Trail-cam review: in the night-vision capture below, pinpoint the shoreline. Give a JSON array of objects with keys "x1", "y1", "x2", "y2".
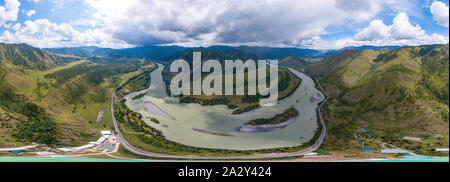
[
  {"x1": 237, "y1": 117, "x2": 297, "y2": 133},
  {"x1": 143, "y1": 101, "x2": 175, "y2": 120},
  {"x1": 109, "y1": 63, "x2": 331, "y2": 159},
  {"x1": 192, "y1": 128, "x2": 235, "y2": 137}
]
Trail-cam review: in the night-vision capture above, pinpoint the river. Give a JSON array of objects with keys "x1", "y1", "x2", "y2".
[{"x1": 124, "y1": 63, "x2": 324, "y2": 150}]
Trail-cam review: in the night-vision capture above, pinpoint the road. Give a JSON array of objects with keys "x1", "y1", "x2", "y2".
[
  {"x1": 110, "y1": 69, "x2": 329, "y2": 160},
  {"x1": 0, "y1": 144, "x2": 39, "y2": 152}
]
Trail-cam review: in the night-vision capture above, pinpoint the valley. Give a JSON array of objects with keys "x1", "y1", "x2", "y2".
[{"x1": 0, "y1": 43, "x2": 448, "y2": 161}]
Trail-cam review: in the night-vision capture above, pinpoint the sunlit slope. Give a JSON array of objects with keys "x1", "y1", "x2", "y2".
[
  {"x1": 0, "y1": 43, "x2": 74, "y2": 70},
  {"x1": 0, "y1": 43, "x2": 151, "y2": 146},
  {"x1": 307, "y1": 44, "x2": 449, "y2": 155},
  {"x1": 279, "y1": 56, "x2": 308, "y2": 71}
]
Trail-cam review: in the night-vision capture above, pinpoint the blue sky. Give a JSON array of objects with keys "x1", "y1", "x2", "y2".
[{"x1": 0, "y1": 0, "x2": 448, "y2": 49}]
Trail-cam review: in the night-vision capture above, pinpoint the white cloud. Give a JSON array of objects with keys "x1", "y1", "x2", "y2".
[
  {"x1": 336, "y1": 13, "x2": 448, "y2": 48},
  {"x1": 12, "y1": 22, "x2": 20, "y2": 31},
  {"x1": 3, "y1": 23, "x2": 12, "y2": 28},
  {"x1": 354, "y1": 13, "x2": 425, "y2": 41},
  {"x1": 26, "y1": 10, "x2": 36, "y2": 17},
  {"x1": 0, "y1": 0, "x2": 443, "y2": 49},
  {"x1": 388, "y1": 13, "x2": 425, "y2": 39},
  {"x1": 51, "y1": 0, "x2": 64, "y2": 11},
  {"x1": 82, "y1": 0, "x2": 409, "y2": 47},
  {"x1": 336, "y1": 33, "x2": 448, "y2": 48},
  {"x1": 27, "y1": 0, "x2": 40, "y2": 3},
  {"x1": 430, "y1": 1, "x2": 449, "y2": 27},
  {"x1": 0, "y1": 19, "x2": 133, "y2": 48},
  {"x1": 0, "y1": 0, "x2": 20, "y2": 27},
  {"x1": 354, "y1": 20, "x2": 389, "y2": 41}
]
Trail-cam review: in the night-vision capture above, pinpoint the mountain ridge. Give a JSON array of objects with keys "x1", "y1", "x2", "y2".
[
  {"x1": 306, "y1": 44, "x2": 449, "y2": 155},
  {"x1": 45, "y1": 44, "x2": 413, "y2": 62}
]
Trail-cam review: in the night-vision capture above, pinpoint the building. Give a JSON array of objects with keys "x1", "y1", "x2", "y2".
[
  {"x1": 56, "y1": 131, "x2": 112, "y2": 152},
  {"x1": 433, "y1": 148, "x2": 449, "y2": 152},
  {"x1": 101, "y1": 130, "x2": 112, "y2": 135},
  {"x1": 402, "y1": 136, "x2": 421, "y2": 142},
  {"x1": 380, "y1": 148, "x2": 409, "y2": 154}
]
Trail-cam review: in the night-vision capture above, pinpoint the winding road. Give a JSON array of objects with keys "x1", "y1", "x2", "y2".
[{"x1": 110, "y1": 67, "x2": 329, "y2": 160}]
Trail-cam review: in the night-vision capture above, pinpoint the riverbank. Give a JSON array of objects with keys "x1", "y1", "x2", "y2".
[
  {"x1": 143, "y1": 101, "x2": 175, "y2": 120},
  {"x1": 123, "y1": 63, "x2": 325, "y2": 150}
]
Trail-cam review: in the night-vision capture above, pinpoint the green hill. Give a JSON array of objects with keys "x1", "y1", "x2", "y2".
[
  {"x1": 0, "y1": 43, "x2": 153, "y2": 147},
  {"x1": 279, "y1": 56, "x2": 308, "y2": 71},
  {"x1": 0, "y1": 43, "x2": 75, "y2": 71},
  {"x1": 307, "y1": 44, "x2": 449, "y2": 155},
  {"x1": 161, "y1": 48, "x2": 301, "y2": 114},
  {"x1": 45, "y1": 46, "x2": 136, "y2": 61}
]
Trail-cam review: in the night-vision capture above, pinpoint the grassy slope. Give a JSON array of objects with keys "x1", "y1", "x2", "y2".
[
  {"x1": 38, "y1": 61, "x2": 151, "y2": 146},
  {"x1": 0, "y1": 44, "x2": 152, "y2": 146},
  {"x1": 306, "y1": 44, "x2": 449, "y2": 156},
  {"x1": 1, "y1": 61, "x2": 148, "y2": 146},
  {"x1": 279, "y1": 56, "x2": 308, "y2": 71},
  {"x1": 0, "y1": 44, "x2": 69, "y2": 146}
]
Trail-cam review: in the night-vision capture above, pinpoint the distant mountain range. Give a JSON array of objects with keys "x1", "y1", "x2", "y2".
[{"x1": 45, "y1": 44, "x2": 414, "y2": 62}]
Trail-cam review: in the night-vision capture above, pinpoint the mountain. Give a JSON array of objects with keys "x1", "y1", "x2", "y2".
[
  {"x1": 306, "y1": 44, "x2": 449, "y2": 155},
  {"x1": 123, "y1": 45, "x2": 323, "y2": 61},
  {"x1": 48, "y1": 45, "x2": 329, "y2": 61},
  {"x1": 44, "y1": 44, "x2": 412, "y2": 64},
  {"x1": 121, "y1": 45, "x2": 186, "y2": 61},
  {"x1": 223, "y1": 46, "x2": 323, "y2": 59},
  {"x1": 160, "y1": 47, "x2": 302, "y2": 114},
  {"x1": 320, "y1": 45, "x2": 411, "y2": 58},
  {"x1": 167, "y1": 47, "x2": 258, "y2": 63},
  {"x1": 47, "y1": 45, "x2": 187, "y2": 61},
  {"x1": 1, "y1": 43, "x2": 73, "y2": 71},
  {"x1": 0, "y1": 44, "x2": 64, "y2": 145},
  {"x1": 279, "y1": 56, "x2": 308, "y2": 70},
  {"x1": 342, "y1": 45, "x2": 407, "y2": 51},
  {"x1": 45, "y1": 46, "x2": 135, "y2": 60},
  {"x1": 161, "y1": 47, "x2": 257, "y2": 89},
  {"x1": 1, "y1": 43, "x2": 150, "y2": 147}
]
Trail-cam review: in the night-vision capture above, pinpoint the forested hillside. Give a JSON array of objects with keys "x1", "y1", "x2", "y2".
[
  {"x1": 0, "y1": 43, "x2": 153, "y2": 147},
  {"x1": 161, "y1": 48, "x2": 301, "y2": 114},
  {"x1": 0, "y1": 43, "x2": 75, "y2": 70},
  {"x1": 307, "y1": 44, "x2": 449, "y2": 155}
]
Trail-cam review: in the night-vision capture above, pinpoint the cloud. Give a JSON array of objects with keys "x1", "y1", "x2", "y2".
[
  {"x1": 82, "y1": 0, "x2": 408, "y2": 47},
  {"x1": 12, "y1": 22, "x2": 20, "y2": 31},
  {"x1": 388, "y1": 13, "x2": 425, "y2": 39},
  {"x1": 26, "y1": 10, "x2": 36, "y2": 17},
  {"x1": 336, "y1": 13, "x2": 448, "y2": 48},
  {"x1": 27, "y1": 0, "x2": 40, "y2": 3},
  {"x1": 354, "y1": 20, "x2": 389, "y2": 41},
  {"x1": 334, "y1": 0, "x2": 382, "y2": 22},
  {"x1": 430, "y1": 1, "x2": 449, "y2": 27},
  {"x1": 1, "y1": 0, "x2": 444, "y2": 49},
  {"x1": 51, "y1": 0, "x2": 64, "y2": 11},
  {"x1": 0, "y1": 0, "x2": 20, "y2": 27},
  {"x1": 0, "y1": 19, "x2": 133, "y2": 48}
]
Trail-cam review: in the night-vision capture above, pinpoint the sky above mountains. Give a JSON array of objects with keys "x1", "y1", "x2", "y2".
[{"x1": 0, "y1": 0, "x2": 448, "y2": 49}]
